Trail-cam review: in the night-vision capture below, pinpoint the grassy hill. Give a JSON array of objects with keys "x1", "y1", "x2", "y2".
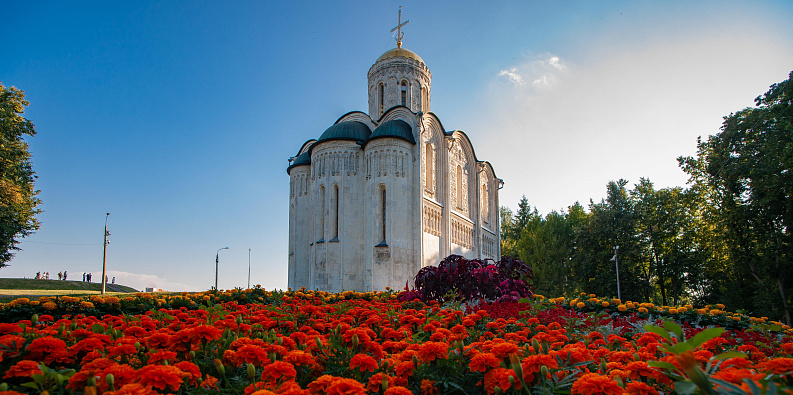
[{"x1": 0, "y1": 278, "x2": 138, "y2": 294}]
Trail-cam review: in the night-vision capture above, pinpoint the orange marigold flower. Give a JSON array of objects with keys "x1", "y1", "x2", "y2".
[
  {"x1": 570, "y1": 373, "x2": 623, "y2": 395},
  {"x1": 384, "y1": 386, "x2": 413, "y2": 395},
  {"x1": 307, "y1": 374, "x2": 336, "y2": 395},
  {"x1": 712, "y1": 368, "x2": 763, "y2": 384},
  {"x1": 135, "y1": 365, "x2": 190, "y2": 392},
  {"x1": 147, "y1": 351, "x2": 177, "y2": 365},
  {"x1": 201, "y1": 375, "x2": 219, "y2": 390},
  {"x1": 763, "y1": 358, "x2": 793, "y2": 375},
  {"x1": 191, "y1": 325, "x2": 223, "y2": 343},
  {"x1": 522, "y1": 354, "x2": 558, "y2": 374},
  {"x1": 26, "y1": 336, "x2": 67, "y2": 356},
  {"x1": 325, "y1": 377, "x2": 367, "y2": 395},
  {"x1": 490, "y1": 342, "x2": 521, "y2": 359},
  {"x1": 250, "y1": 390, "x2": 278, "y2": 395},
  {"x1": 3, "y1": 360, "x2": 42, "y2": 379},
  {"x1": 416, "y1": 341, "x2": 448, "y2": 363},
  {"x1": 420, "y1": 379, "x2": 439, "y2": 395},
  {"x1": 624, "y1": 381, "x2": 660, "y2": 395},
  {"x1": 103, "y1": 383, "x2": 158, "y2": 395},
  {"x1": 394, "y1": 361, "x2": 415, "y2": 377},
  {"x1": 261, "y1": 361, "x2": 297, "y2": 383},
  {"x1": 469, "y1": 353, "x2": 501, "y2": 372},
  {"x1": 349, "y1": 353, "x2": 378, "y2": 372},
  {"x1": 235, "y1": 345, "x2": 271, "y2": 367},
  {"x1": 174, "y1": 361, "x2": 201, "y2": 385},
  {"x1": 284, "y1": 350, "x2": 315, "y2": 367}
]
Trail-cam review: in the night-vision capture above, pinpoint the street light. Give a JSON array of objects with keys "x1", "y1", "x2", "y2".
[
  {"x1": 215, "y1": 247, "x2": 229, "y2": 290},
  {"x1": 248, "y1": 248, "x2": 251, "y2": 289},
  {"x1": 101, "y1": 213, "x2": 110, "y2": 295},
  {"x1": 609, "y1": 245, "x2": 621, "y2": 300}
]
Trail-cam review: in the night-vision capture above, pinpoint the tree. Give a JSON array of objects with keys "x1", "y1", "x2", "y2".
[
  {"x1": 680, "y1": 70, "x2": 793, "y2": 323},
  {"x1": 0, "y1": 83, "x2": 41, "y2": 267}
]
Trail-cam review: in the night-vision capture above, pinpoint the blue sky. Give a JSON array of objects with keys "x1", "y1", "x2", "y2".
[{"x1": 3, "y1": 1, "x2": 792, "y2": 292}]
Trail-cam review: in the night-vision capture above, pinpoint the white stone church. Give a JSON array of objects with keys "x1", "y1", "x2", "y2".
[{"x1": 287, "y1": 24, "x2": 501, "y2": 292}]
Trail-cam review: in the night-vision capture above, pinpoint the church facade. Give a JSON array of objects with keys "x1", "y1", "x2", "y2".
[{"x1": 287, "y1": 38, "x2": 501, "y2": 292}]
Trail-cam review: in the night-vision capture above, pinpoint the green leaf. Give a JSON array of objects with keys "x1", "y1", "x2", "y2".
[
  {"x1": 91, "y1": 324, "x2": 105, "y2": 333},
  {"x1": 20, "y1": 382, "x2": 39, "y2": 390},
  {"x1": 674, "y1": 381, "x2": 698, "y2": 394},
  {"x1": 647, "y1": 361, "x2": 678, "y2": 370},
  {"x1": 688, "y1": 327, "x2": 724, "y2": 349},
  {"x1": 517, "y1": 298, "x2": 530, "y2": 304},
  {"x1": 669, "y1": 342, "x2": 693, "y2": 354},
  {"x1": 644, "y1": 325, "x2": 671, "y2": 341},
  {"x1": 712, "y1": 351, "x2": 748, "y2": 360},
  {"x1": 664, "y1": 320, "x2": 684, "y2": 340}
]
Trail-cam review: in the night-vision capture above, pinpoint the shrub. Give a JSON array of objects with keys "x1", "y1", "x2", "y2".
[{"x1": 405, "y1": 255, "x2": 533, "y2": 303}]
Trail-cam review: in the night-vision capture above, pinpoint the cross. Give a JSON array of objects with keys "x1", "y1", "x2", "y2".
[{"x1": 390, "y1": 6, "x2": 409, "y2": 48}]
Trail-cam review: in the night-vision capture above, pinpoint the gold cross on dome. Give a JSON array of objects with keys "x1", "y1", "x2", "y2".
[{"x1": 390, "y1": 6, "x2": 409, "y2": 48}]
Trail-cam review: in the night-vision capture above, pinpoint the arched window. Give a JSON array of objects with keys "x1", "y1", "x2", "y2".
[
  {"x1": 401, "y1": 81, "x2": 407, "y2": 107},
  {"x1": 421, "y1": 86, "x2": 428, "y2": 112},
  {"x1": 456, "y1": 165, "x2": 463, "y2": 209},
  {"x1": 318, "y1": 185, "x2": 325, "y2": 241},
  {"x1": 425, "y1": 143, "x2": 433, "y2": 192},
  {"x1": 378, "y1": 83, "x2": 384, "y2": 116}
]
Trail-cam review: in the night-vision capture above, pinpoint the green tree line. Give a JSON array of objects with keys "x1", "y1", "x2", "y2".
[{"x1": 501, "y1": 70, "x2": 793, "y2": 324}]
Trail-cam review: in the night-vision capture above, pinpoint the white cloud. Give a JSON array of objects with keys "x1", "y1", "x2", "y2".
[
  {"x1": 472, "y1": 29, "x2": 793, "y2": 216},
  {"x1": 498, "y1": 68, "x2": 524, "y2": 86},
  {"x1": 497, "y1": 54, "x2": 568, "y2": 90}
]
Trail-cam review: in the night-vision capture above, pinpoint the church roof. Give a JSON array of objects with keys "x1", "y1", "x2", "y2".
[
  {"x1": 368, "y1": 119, "x2": 415, "y2": 145},
  {"x1": 286, "y1": 151, "x2": 311, "y2": 174},
  {"x1": 376, "y1": 47, "x2": 425, "y2": 65},
  {"x1": 317, "y1": 121, "x2": 372, "y2": 143}
]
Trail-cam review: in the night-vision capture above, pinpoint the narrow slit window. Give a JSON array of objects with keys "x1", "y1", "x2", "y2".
[
  {"x1": 425, "y1": 143, "x2": 433, "y2": 191},
  {"x1": 378, "y1": 83, "x2": 384, "y2": 116},
  {"x1": 381, "y1": 187, "x2": 387, "y2": 242},
  {"x1": 333, "y1": 185, "x2": 339, "y2": 239},
  {"x1": 319, "y1": 185, "x2": 325, "y2": 241},
  {"x1": 401, "y1": 81, "x2": 407, "y2": 106},
  {"x1": 456, "y1": 166, "x2": 463, "y2": 208}
]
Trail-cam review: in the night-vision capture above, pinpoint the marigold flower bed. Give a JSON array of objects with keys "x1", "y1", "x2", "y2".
[{"x1": 0, "y1": 289, "x2": 792, "y2": 394}]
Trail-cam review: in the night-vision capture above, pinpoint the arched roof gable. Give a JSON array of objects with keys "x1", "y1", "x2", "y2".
[
  {"x1": 335, "y1": 111, "x2": 376, "y2": 130},
  {"x1": 296, "y1": 139, "x2": 316, "y2": 156},
  {"x1": 421, "y1": 112, "x2": 446, "y2": 144}
]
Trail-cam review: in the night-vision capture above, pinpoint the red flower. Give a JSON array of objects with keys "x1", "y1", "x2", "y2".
[
  {"x1": 261, "y1": 361, "x2": 297, "y2": 383},
  {"x1": 416, "y1": 342, "x2": 448, "y2": 363},
  {"x1": 235, "y1": 345, "x2": 270, "y2": 367},
  {"x1": 104, "y1": 383, "x2": 159, "y2": 395},
  {"x1": 3, "y1": 360, "x2": 42, "y2": 379},
  {"x1": 383, "y1": 386, "x2": 413, "y2": 395},
  {"x1": 469, "y1": 353, "x2": 501, "y2": 372},
  {"x1": 349, "y1": 353, "x2": 378, "y2": 372},
  {"x1": 490, "y1": 342, "x2": 521, "y2": 359},
  {"x1": 325, "y1": 378, "x2": 367, "y2": 395},
  {"x1": 135, "y1": 365, "x2": 190, "y2": 391},
  {"x1": 624, "y1": 381, "x2": 660, "y2": 395},
  {"x1": 570, "y1": 373, "x2": 623, "y2": 395}
]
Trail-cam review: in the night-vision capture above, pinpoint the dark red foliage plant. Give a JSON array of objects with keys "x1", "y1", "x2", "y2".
[{"x1": 402, "y1": 255, "x2": 533, "y2": 303}]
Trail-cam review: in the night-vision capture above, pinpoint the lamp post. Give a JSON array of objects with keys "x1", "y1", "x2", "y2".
[
  {"x1": 101, "y1": 213, "x2": 110, "y2": 295},
  {"x1": 215, "y1": 247, "x2": 229, "y2": 290},
  {"x1": 247, "y1": 248, "x2": 251, "y2": 289},
  {"x1": 610, "y1": 245, "x2": 621, "y2": 300}
]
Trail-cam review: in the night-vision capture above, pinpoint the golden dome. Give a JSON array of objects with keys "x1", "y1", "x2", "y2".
[{"x1": 375, "y1": 47, "x2": 425, "y2": 65}]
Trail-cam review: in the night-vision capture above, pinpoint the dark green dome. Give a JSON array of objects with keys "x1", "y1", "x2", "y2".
[
  {"x1": 318, "y1": 121, "x2": 371, "y2": 143},
  {"x1": 287, "y1": 151, "x2": 312, "y2": 174},
  {"x1": 369, "y1": 120, "x2": 415, "y2": 144}
]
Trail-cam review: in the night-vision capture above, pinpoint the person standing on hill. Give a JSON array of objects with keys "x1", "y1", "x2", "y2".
[{"x1": 63, "y1": 271, "x2": 67, "y2": 280}]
